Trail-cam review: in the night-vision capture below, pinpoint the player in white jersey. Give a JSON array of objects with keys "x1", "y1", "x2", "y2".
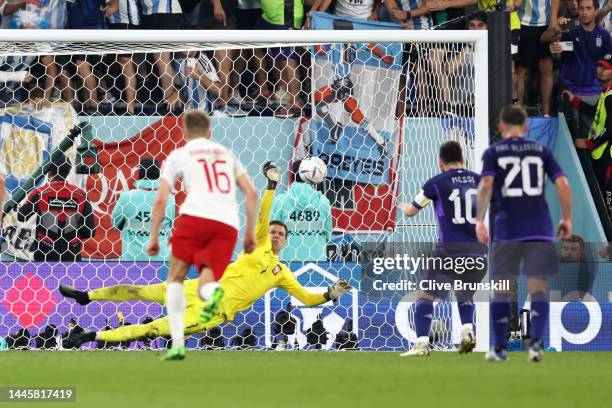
[{"x1": 147, "y1": 110, "x2": 257, "y2": 360}]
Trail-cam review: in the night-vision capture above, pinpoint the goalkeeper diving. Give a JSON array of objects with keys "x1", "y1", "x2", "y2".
[{"x1": 60, "y1": 162, "x2": 352, "y2": 349}]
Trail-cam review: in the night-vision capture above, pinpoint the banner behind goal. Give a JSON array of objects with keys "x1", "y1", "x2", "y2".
[{"x1": 0, "y1": 28, "x2": 488, "y2": 351}]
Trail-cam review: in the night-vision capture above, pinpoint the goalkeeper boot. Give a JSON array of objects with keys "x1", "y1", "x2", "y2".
[
  {"x1": 458, "y1": 332, "x2": 476, "y2": 354},
  {"x1": 161, "y1": 346, "x2": 186, "y2": 361},
  {"x1": 528, "y1": 340, "x2": 544, "y2": 363},
  {"x1": 200, "y1": 287, "x2": 225, "y2": 324},
  {"x1": 484, "y1": 348, "x2": 508, "y2": 362},
  {"x1": 59, "y1": 285, "x2": 91, "y2": 305}
]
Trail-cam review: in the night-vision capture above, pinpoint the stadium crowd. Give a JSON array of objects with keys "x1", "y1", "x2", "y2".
[{"x1": 0, "y1": 0, "x2": 609, "y2": 119}]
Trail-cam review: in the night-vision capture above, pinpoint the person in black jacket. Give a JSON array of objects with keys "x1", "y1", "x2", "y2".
[{"x1": 564, "y1": 54, "x2": 612, "y2": 218}]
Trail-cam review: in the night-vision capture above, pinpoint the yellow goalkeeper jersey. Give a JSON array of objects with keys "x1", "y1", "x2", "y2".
[{"x1": 185, "y1": 189, "x2": 327, "y2": 322}]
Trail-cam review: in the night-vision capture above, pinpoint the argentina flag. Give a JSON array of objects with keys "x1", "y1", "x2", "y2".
[{"x1": 310, "y1": 12, "x2": 403, "y2": 186}]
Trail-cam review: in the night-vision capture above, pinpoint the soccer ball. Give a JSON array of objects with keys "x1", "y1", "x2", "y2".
[{"x1": 298, "y1": 157, "x2": 327, "y2": 184}]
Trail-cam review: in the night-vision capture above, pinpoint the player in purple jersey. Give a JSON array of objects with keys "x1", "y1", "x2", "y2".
[
  {"x1": 398, "y1": 141, "x2": 487, "y2": 356},
  {"x1": 475, "y1": 105, "x2": 572, "y2": 363}
]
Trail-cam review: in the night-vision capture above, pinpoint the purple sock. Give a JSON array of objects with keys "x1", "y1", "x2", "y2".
[
  {"x1": 458, "y1": 301, "x2": 475, "y2": 326},
  {"x1": 530, "y1": 292, "x2": 549, "y2": 342},
  {"x1": 414, "y1": 299, "x2": 434, "y2": 338},
  {"x1": 491, "y1": 294, "x2": 511, "y2": 350}
]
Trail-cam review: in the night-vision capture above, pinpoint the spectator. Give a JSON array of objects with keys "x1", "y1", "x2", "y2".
[
  {"x1": 253, "y1": 0, "x2": 305, "y2": 117},
  {"x1": 0, "y1": 55, "x2": 34, "y2": 107},
  {"x1": 0, "y1": 0, "x2": 28, "y2": 119},
  {"x1": 176, "y1": 51, "x2": 222, "y2": 112},
  {"x1": 562, "y1": 0, "x2": 581, "y2": 27},
  {"x1": 411, "y1": 7, "x2": 480, "y2": 115},
  {"x1": 599, "y1": 0, "x2": 612, "y2": 31},
  {"x1": 17, "y1": 154, "x2": 96, "y2": 261},
  {"x1": 106, "y1": 0, "x2": 141, "y2": 115},
  {"x1": 23, "y1": 0, "x2": 70, "y2": 105},
  {"x1": 199, "y1": 0, "x2": 245, "y2": 115},
  {"x1": 237, "y1": 0, "x2": 261, "y2": 29},
  {"x1": 310, "y1": 0, "x2": 381, "y2": 20},
  {"x1": 232, "y1": 1, "x2": 262, "y2": 104},
  {"x1": 444, "y1": 11, "x2": 487, "y2": 114},
  {"x1": 66, "y1": 0, "x2": 118, "y2": 113},
  {"x1": 19, "y1": 0, "x2": 114, "y2": 111},
  {"x1": 598, "y1": 242, "x2": 612, "y2": 259},
  {"x1": 550, "y1": 234, "x2": 595, "y2": 301},
  {"x1": 106, "y1": 0, "x2": 140, "y2": 28},
  {"x1": 560, "y1": 234, "x2": 585, "y2": 262},
  {"x1": 544, "y1": 0, "x2": 611, "y2": 107},
  {"x1": 271, "y1": 159, "x2": 332, "y2": 262},
  {"x1": 111, "y1": 157, "x2": 175, "y2": 261},
  {"x1": 0, "y1": 0, "x2": 26, "y2": 28},
  {"x1": 180, "y1": 0, "x2": 200, "y2": 27},
  {"x1": 137, "y1": 0, "x2": 183, "y2": 112},
  {"x1": 516, "y1": 0, "x2": 558, "y2": 116},
  {"x1": 420, "y1": 0, "x2": 476, "y2": 112},
  {"x1": 425, "y1": 0, "x2": 476, "y2": 30},
  {"x1": 380, "y1": 0, "x2": 432, "y2": 116},
  {"x1": 565, "y1": 54, "x2": 612, "y2": 214},
  {"x1": 381, "y1": 0, "x2": 432, "y2": 29},
  {"x1": 477, "y1": 0, "x2": 521, "y2": 102}
]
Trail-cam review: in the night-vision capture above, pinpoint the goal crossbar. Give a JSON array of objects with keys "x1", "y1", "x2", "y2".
[{"x1": 0, "y1": 29, "x2": 487, "y2": 44}]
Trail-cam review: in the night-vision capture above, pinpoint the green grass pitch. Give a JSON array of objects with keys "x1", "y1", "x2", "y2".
[{"x1": 0, "y1": 351, "x2": 610, "y2": 408}]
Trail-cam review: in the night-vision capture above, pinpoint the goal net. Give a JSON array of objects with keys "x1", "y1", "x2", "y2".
[{"x1": 0, "y1": 26, "x2": 488, "y2": 352}]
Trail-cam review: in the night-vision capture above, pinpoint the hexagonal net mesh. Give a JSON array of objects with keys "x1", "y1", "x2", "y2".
[{"x1": 0, "y1": 30, "x2": 488, "y2": 352}]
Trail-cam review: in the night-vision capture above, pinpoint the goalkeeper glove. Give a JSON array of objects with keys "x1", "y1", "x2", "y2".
[
  {"x1": 325, "y1": 279, "x2": 352, "y2": 301},
  {"x1": 262, "y1": 161, "x2": 281, "y2": 182}
]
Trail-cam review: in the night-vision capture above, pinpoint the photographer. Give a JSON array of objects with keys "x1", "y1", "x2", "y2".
[
  {"x1": 111, "y1": 157, "x2": 175, "y2": 261},
  {"x1": 543, "y1": 0, "x2": 611, "y2": 106},
  {"x1": 17, "y1": 154, "x2": 95, "y2": 262},
  {"x1": 564, "y1": 55, "x2": 612, "y2": 217},
  {"x1": 271, "y1": 159, "x2": 332, "y2": 262}
]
